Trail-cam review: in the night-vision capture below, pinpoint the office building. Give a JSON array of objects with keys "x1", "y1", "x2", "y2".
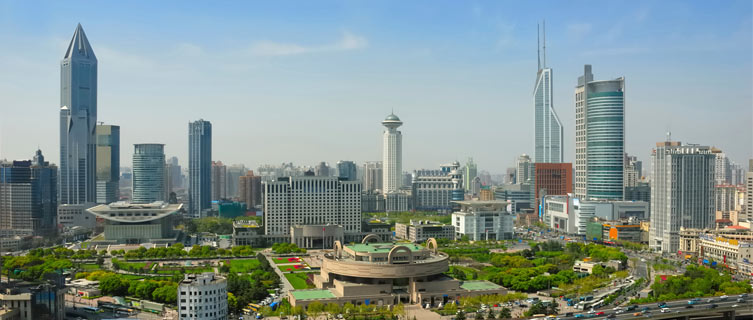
[
  {"x1": 715, "y1": 184, "x2": 738, "y2": 213},
  {"x1": 698, "y1": 234, "x2": 753, "y2": 274},
  {"x1": 0, "y1": 150, "x2": 57, "y2": 237},
  {"x1": 385, "y1": 191, "x2": 411, "y2": 212},
  {"x1": 232, "y1": 220, "x2": 264, "y2": 247},
  {"x1": 533, "y1": 23, "x2": 563, "y2": 163},
  {"x1": 225, "y1": 164, "x2": 245, "y2": 199},
  {"x1": 314, "y1": 162, "x2": 330, "y2": 177},
  {"x1": 534, "y1": 162, "x2": 573, "y2": 208},
  {"x1": 505, "y1": 168, "x2": 517, "y2": 184},
  {"x1": 623, "y1": 153, "x2": 642, "y2": 189},
  {"x1": 464, "y1": 157, "x2": 478, "y2": 192},
  {"x1": 189, "y1": 119, "x2": 212, "y2": 218},
  {"x1": 211, "y1": 161, "x2": 227, "y2": 201},
  {"x1": 57, "y1": 203, "x2": 96, "y2": 233},
  {"x1": 649, "y1": 141, "x2": 715, "y2": 253},
  {"x1": 167, "y1": 156, "x2": 183, "y2": 190},
  {"x1": 238, "y1": 170, "x2": 262, "y2": 210},
  {"x1": 59, "y1": 24, "x2": 98, "y2": 205},
  {"x1": 543, "y1": 195, "x2": 648, "y2": 235},
  {"x1": 575, "y1": 65, "x2": 625, "y2": 200},
  {"x1": 263, "y1": 176, "x2": 361, "y2": 242},
  {"x1": 395, "y1": 220, "x2": 455, "y2": 242},
  {"x1": 289, "y1": 239, "x2": 505, "y2": 308},
  {"x1": 363, "y1": 161, "x2": 383, "y2": 192},
  {"x1": 132, "y1": 144, "x2": 165, "y2": 203},
  {"x1": 95, "y1": 124, "x2": 119, "y2": 204},
  {"x1": 382, "y1": 113, "x2": 403, "y2": 193},
  {"x1": 624, "y1": 181, "x2": 651, "y2": 212},
  {"x1": 0, "y1": 277, "x2": 66, "y2": 320},
  {"x1": 336, "y1": 160, "x2": 357, "y2": 181},
  {"x1": 412, "y1": 163, "x2": 463, "y2": 214},
  {"x1": 452, "y1": 201, "x2": 514, "y2": 240},
  {"x1": 178, "y1": 273, "x2": 228, "y2": 320},
  {"x1": 87, "y1": 201, "x2": 181, "y2": 244},
  {"x1": 479, "y1": 188, "x2": 494, "y2": 201},
  {"x1": 361, "y1": 192, "x2": 385, "y2": 212},
  {"x1": 494, "y1": 183, "x2": 534, "y2": 213},
  {"x1": 516, "y1": 154, "x2": 533, "y2": 184}
]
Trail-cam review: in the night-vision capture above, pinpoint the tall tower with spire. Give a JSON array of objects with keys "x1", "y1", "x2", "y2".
[
  {"x1": 60, "y1": 24, "x2": 97, "y2": 204},
  {"x1": 382, "y1": 113, "x2": 403, "y2": 194},
  {"x1": 533, "y1": 21, "x2": 563, "y2": 164}
]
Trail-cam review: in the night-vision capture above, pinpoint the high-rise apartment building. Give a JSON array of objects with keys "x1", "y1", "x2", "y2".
[
  {"x1": 95, "y1": 124, "x2": 119, "y2": 204},
  {"x1": 363, "y1": 161, "x2": 383, "y2": 192},
  {"x1": 623, "y1": 153, "x2": 642, "y2": 189},
  {"x1": 715, "y1": 184, "x2": 738, "y2": 213},
  {"x1": 516, "y1": 154, "x2": 533, "y2": 184},
  {"x1": 211, "y1": 161, "x2": 227, "y2": 201},
  {"x1": 238, "y1": 170, "x2": 262, "y2": 210},
  {"x1": 745, "y1": 160, "x2": 753, "y2": 222},
  {"x1": 337, "y1": 161, "x2": 357, "y2": 181},
  {"x1": 463, "y1": 158, "x2": 478, "y2": 192},
  {"x1": 132, "y1": 144, "x2": 165, "y2": 203},
  {"x1": 225, "y1": 164, "x2": 245, "y2": 199},
  {"x1": 649, "y1": 141, "x2": 715, "y2": 253},
  {"x1": 263, "y1": 176, "x2": 361, "y2": 236},
  {"x1": 60, "y1": 24, "x2": 97, "y2": 205},
  {"x1": 575, "y1": 65, "x2": 625, "y2": 200},
  {"x1": 713, "y1": 149, "x2": 731, "y2": 185},
  {"x1": 533, "y1": 23, "x2": 563, "y2": 164},
  {"x1": 166, "y1": 157, "x2": 183, "y2": 190},
  {"x1": 382, "y1": 114, "x2": 403, "y2": 193},
  {"x1": 0, "y1": 150, "x2": 57, "y2": 237},
  {"x1": 189, "y1": 120, "x2": 212, "y2": 218}
]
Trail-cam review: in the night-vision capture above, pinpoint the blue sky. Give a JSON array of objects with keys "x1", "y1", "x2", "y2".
[{"x1": 0, "y1": 0, "x2": 751, "y2": 174}]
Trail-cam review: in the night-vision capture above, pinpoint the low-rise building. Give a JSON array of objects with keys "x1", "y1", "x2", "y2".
[
  {"x1": 573, "y1": 260, "x2": 599, "y2": 274},
  {"x1": 452, "y1": 201, "x2": 513, "y2": 241},
  {"x1": 57, "y1": 203, "x2": 97, "y2": 233},
  {"x1": 232, "y1": 220, "x2": 264, "y2": 247},
  {"x1": 178, "y1": 273, "x2": 228, "y2": 320},
  {"x1": 602, "y1": 221, "x2": 642, "y2": 243},
  {"x1": 87, "y1": 201, "x2": 181, "y2": 245},
  {"x1": 698, "y1": 234, "x2": 753, "y2": 275},
  {"x1": 395, "y1": 220, "x2": 455, "y2": 242},
  {"x1": 0, "y1": 277, "x2": 65, "y2": 320},
  {"x1": 543, "y1": 195, "x2": 648, "y2": 235}
]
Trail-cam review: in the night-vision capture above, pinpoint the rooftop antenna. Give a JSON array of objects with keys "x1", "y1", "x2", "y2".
[
  {"x1": 666, "y1": 131, "x2": 672, "y2": 142},
  {"x1": 542, "y1": 20, "x2": 547, "y2": 69},
  {"x1": 537, "y1": 23, "x2": 541, "y2": 70}
]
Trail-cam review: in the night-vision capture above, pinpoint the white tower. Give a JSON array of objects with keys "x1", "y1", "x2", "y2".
[{"x1": 382, "y1": 113, "x2": 403, "y2": 194}]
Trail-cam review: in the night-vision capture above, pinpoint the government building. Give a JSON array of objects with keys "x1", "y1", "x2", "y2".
[{"x1": 87, "y1": 201, "x2": 181, "y2": 244}]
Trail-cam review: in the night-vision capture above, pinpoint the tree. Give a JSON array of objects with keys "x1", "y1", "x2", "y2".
[
  {"x1": 456, "y1": 311, "x2": 466, "y2": 320},
  {"x1": 392, "y1": 303, "x2": 405, "y2": 319},
  {"x1": 486, "y1": 308, "x2": 495, "y2": 319},
  {"x1": 443, "y1": 302, "x2": 457, "y2": 315},
  {"x1": 474, "y1": 311, "x2": 483, "y2": 320},
  {"x1": 307, "y1": 301, "x2": 324, "y2": 319},
  {"x1": 325, "y1": 303, "x2": 341, "y2": 319},
  {"x1": 498, "y1": 308, "x2": 511, "y2": 319},
  {"x1": 96, "y1": 256, "x2": 105, "y2": 266},
  {"x1": 227, "y1": 292, "x2": 238, "y2": 313}
]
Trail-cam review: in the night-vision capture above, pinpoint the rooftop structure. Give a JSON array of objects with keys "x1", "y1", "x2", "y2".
[{"x1": 87, "y1": 201, "x2": 181, "y2": 244}]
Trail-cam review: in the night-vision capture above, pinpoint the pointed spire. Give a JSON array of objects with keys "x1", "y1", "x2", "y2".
[
  {"x1": 542, "y1": 20, "x2": 546, "y2": 69},
  {"x1": 64, "y1": 23, "x2": 96, "y2": 60},
  {"x1": 537, "y1": 23, "x2": 541, "y2": 70}
]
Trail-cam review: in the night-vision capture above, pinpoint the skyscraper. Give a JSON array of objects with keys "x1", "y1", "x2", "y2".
[
  {"x1": 382, "y1": 113, "x2": 403, "y2": 193},
  {"x1": 60, "y1": 24, "x2": 97, "y2": 205},
  {"x1": 336, "y1": 161, "x2": 357, "y2": 181},
  {"x1": 95, "y1": 124, "x2": 119, "y2": 204},
  {"x1": 211, "y1": 161, "x2": 227, "y2": 201},
  {"x1": 533, "y1": 22, "x2": 563, "y2": 163},
  {"x1": 239, "y1": 170, "x2": 262, "y2": 210},
  {"x1": 649, "y1": 140, "x2": 715, "y2": 253},
  {"x1": 226, "y1": 164, "x2": 246, "y2": 199},
  {"x1": 314, "y1": 162, "x2": 330, "y2": 177},
  {"x1": 363, "y1": 161, "x2": 383, "y2": 192},
  {"x1": 745, "y1": 160, "x2": 753, "y2": 222},
  {"x1": 712, "y1": 149, "x2": 731, "y2": 185},
  {"x1": 464, "y1": 157, "x2": 478, "y2": 192},
  {"x1": 0, "y1": 150, "x2": 57, "y2": 237},
  {"x1": 516, "y1": 154, "x2": 533, "y2": 184},
  {"x1": 575, "y1": 65, "x2": 625, "y2": 200},
  {"x1": 189, "y1": 120, "x2": 212, "y2": 218},
  {"x1": 132, "y1": 144, "x2": 165, "y2": 203}
]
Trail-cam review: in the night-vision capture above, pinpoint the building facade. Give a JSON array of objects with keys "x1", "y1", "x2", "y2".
[
  {"x1": 463, "y1": 158, "x2": 478, "y2": 192},
  {"x1": 395, "y1": 220, "x2": 455, "y2": 242},
  {"x1": 225, "y1": 164, "x2": 245, "y2": 199},
  {"x1": 382, "y1": 114, "x2": 403, "y2": 194},
  {"x1": 623, "y1": 153, "x2": 642, "y2": 189},
  {"x1": 516, "y1": 154, "x2": 533, "y2": 184},
  {"x1": 132, "y1": 144, "x2": 165, "y2": 203},
  {"x1": 238, "y1": 170, "x2": 262, "y2": 210},
  {"x1": 363, "y1": 161, "x2": 383, "y2": 192},
  {"x1": 575, "y1": 65, "x2": 625, "y2": 201},
  {"x1": 412, "y1": 164, "x2": 463, "y2": 213},
  {"x1": 452, "y1": 201, "x2": 514, "y2": 240},
  {"x1": 336, "y1": 161, "x2": 357, "y2": 181},
  {"x1": 95, "y1": 124, "x2": 119, "y2": 204},
  {"x1": 534, "y1": 162, "x2": 573, "y2": 208},
  {"x1": 263, "y1": 176, "x2": 361, "y2": 237},
  {"x1": 59, "y1": 24, "x2": 98, "y2": 205},
  {"x1": 178, "y1": 273, "x2": 228, "y2": 320},
  {"x1": 189, "y1": 119, "x2": 212, "y2": 218},
  {"x1": 533, "y1": 27, "x2": 563, "y2": 164},
  {"x1": 0, "y1": 151, "x2": 57, "y2": 237},
  {"x1": 211, "y1": 161, "x2": 227, "y2": 201},
  {"x1": 88, "y1": 202, "x2": 181, "y2": 244},
  {"x1": 650, "y1": 141, "x2": 715, "y2": 253}
]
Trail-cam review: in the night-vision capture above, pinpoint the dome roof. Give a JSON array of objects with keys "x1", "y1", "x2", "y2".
[{"x1": 384, "y1": 113, "x2": 401, "y2": 121}]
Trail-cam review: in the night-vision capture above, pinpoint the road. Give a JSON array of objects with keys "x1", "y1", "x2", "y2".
[{"x1": 555, "y1": 295, "x2": 753, "y2": 320}]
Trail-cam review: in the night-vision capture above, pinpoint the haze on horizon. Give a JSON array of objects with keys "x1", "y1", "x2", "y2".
[{"x1": 0, "y1": 0, "x2": 751, "y2": 174}]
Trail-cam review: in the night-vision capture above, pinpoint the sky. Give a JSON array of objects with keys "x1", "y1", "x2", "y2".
[{"x1": 0, "y1": 0, "x2": 751, "y2": 174}]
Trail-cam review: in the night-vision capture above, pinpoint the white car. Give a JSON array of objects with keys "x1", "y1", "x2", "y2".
[
  {"x1": 612, "y1": 307, "x2": 621, "y2": 311},
  {"x1": 661, "y1": 308, "x2": 670, "y2": 313},
  {"x1": 587, "y1": 309, "x2": 596, "y2": 314}
]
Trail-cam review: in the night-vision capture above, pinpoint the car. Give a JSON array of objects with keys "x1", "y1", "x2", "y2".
[
  {"x1": 565, "y1": 313, "x2": 573, "y2": 317},
  {"x1": 615, "y1": 309, "x2": 625, "y2": 314},
  {"x1": 606, "y1": 314, "x2": 615, "y2": 319},
  {"x1": 661, "y1": 308, "x2": 671, "y2": 313},
  {"x1": 737, "y1": 298, "x2": 745, "y2": 302},
  {"x1": 708, "y1": 304, "x2": 718, "y2": 309},
  {"x1": 574, "y1": 314, "x2": 585, "y2": 318},
  {"x1": 657, "y1": 302, "x2": 667, "y2": 307},
  {"x1": 720, "y1": 295, "x2": 728, "y2": 301},
  {"x1": 612, "y1": 306, "x2": 622, "y2": 311},
  {"x1": 707, "y1": 298, "x2": 715, "y2": 303},
  {"x1": 641, "y1": 307, "x2": 650, "y2": 312},
  {"x1": 595, "y1": 312, "x2": 605, "y2": 316},
  {"x1": 740, "y1": 293, "x2": 749, "y2": 298},
  {"x1": 685, "y1": 305, "x2": 694, "y2": 309},
  {"x1": 587, "y1": 309, "x2": 596, "y2": 314},
  {"x1": 633, "y1": 312, "x2": 643, "y2": 316},
  {"x1": 626, "y1": 305, "x2": 637, "y2": 311},
  {"x1": 732, "y1": 304, "x2": 740, "y2": 308}
]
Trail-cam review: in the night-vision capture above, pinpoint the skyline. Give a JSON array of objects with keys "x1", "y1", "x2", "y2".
[{"x1": 0, "y1": 1, "x2": 751, "y2": 173}]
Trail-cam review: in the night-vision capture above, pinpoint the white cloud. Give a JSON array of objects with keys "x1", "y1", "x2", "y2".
[{"x1": 248, "y1": 31, "x2": 368, "y2": 56}]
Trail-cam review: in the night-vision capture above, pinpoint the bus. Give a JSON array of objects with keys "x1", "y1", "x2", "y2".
[
  {"x1": 248, "y1": 303, "x2": 261, "y2": 312},
  {"x1": 82, "y1": 306, "x2": 99, "y2": 313}
]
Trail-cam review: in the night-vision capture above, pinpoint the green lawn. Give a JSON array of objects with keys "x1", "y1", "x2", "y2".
[
  {"x1": 278, "y1": 264, "x2": 309, "y2": 272},
  {"x1": 272, "y1": 256, "x2": 304, "y2": 264},
  {"x1": 228, "y1": 259, "x2": 260, "y2": 273},
  {"x1": 80, "y1": 263, "x2": 100, "y2": 271},
  {"x1": 448, "y1": 265, "x2": 487, "y2": 280},
  {"x1": 284, "y1": 272, "x2": 315, "y2": 289}
]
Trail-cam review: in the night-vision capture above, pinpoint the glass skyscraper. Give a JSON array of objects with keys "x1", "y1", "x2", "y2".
[
  {"x1": 0, "y1": 150, "x2": 57, "y2": 237},
  {"x1": 59, "y1": 24, "x2": 97, "y2": 205},
  {"x1": 189, "y1": 120, "x2": 212, "y2": 217},
  {"x1": 575, "y1": 65, "x2": 625, "y2": 200},
  {"x1": 533, "y1": 23, "x2": 563, "y2": 164},
  {"x1": 336, "y1": 160, "x2": 357, "y2": 181},
  {"x1": 132, "y1": 144, "x2": 165, "y2": 203},
  {"x1": 96, "y1": 124, "x2": 120, "y2": 204}
]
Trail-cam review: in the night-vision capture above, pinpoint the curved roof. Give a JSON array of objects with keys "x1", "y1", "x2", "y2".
[
  {"x1": 87, "y1": 202, "x2": 181, "y2": 223},
  {"x1": 384, "y1": 113, "x2": 401, "y2": 121}
]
